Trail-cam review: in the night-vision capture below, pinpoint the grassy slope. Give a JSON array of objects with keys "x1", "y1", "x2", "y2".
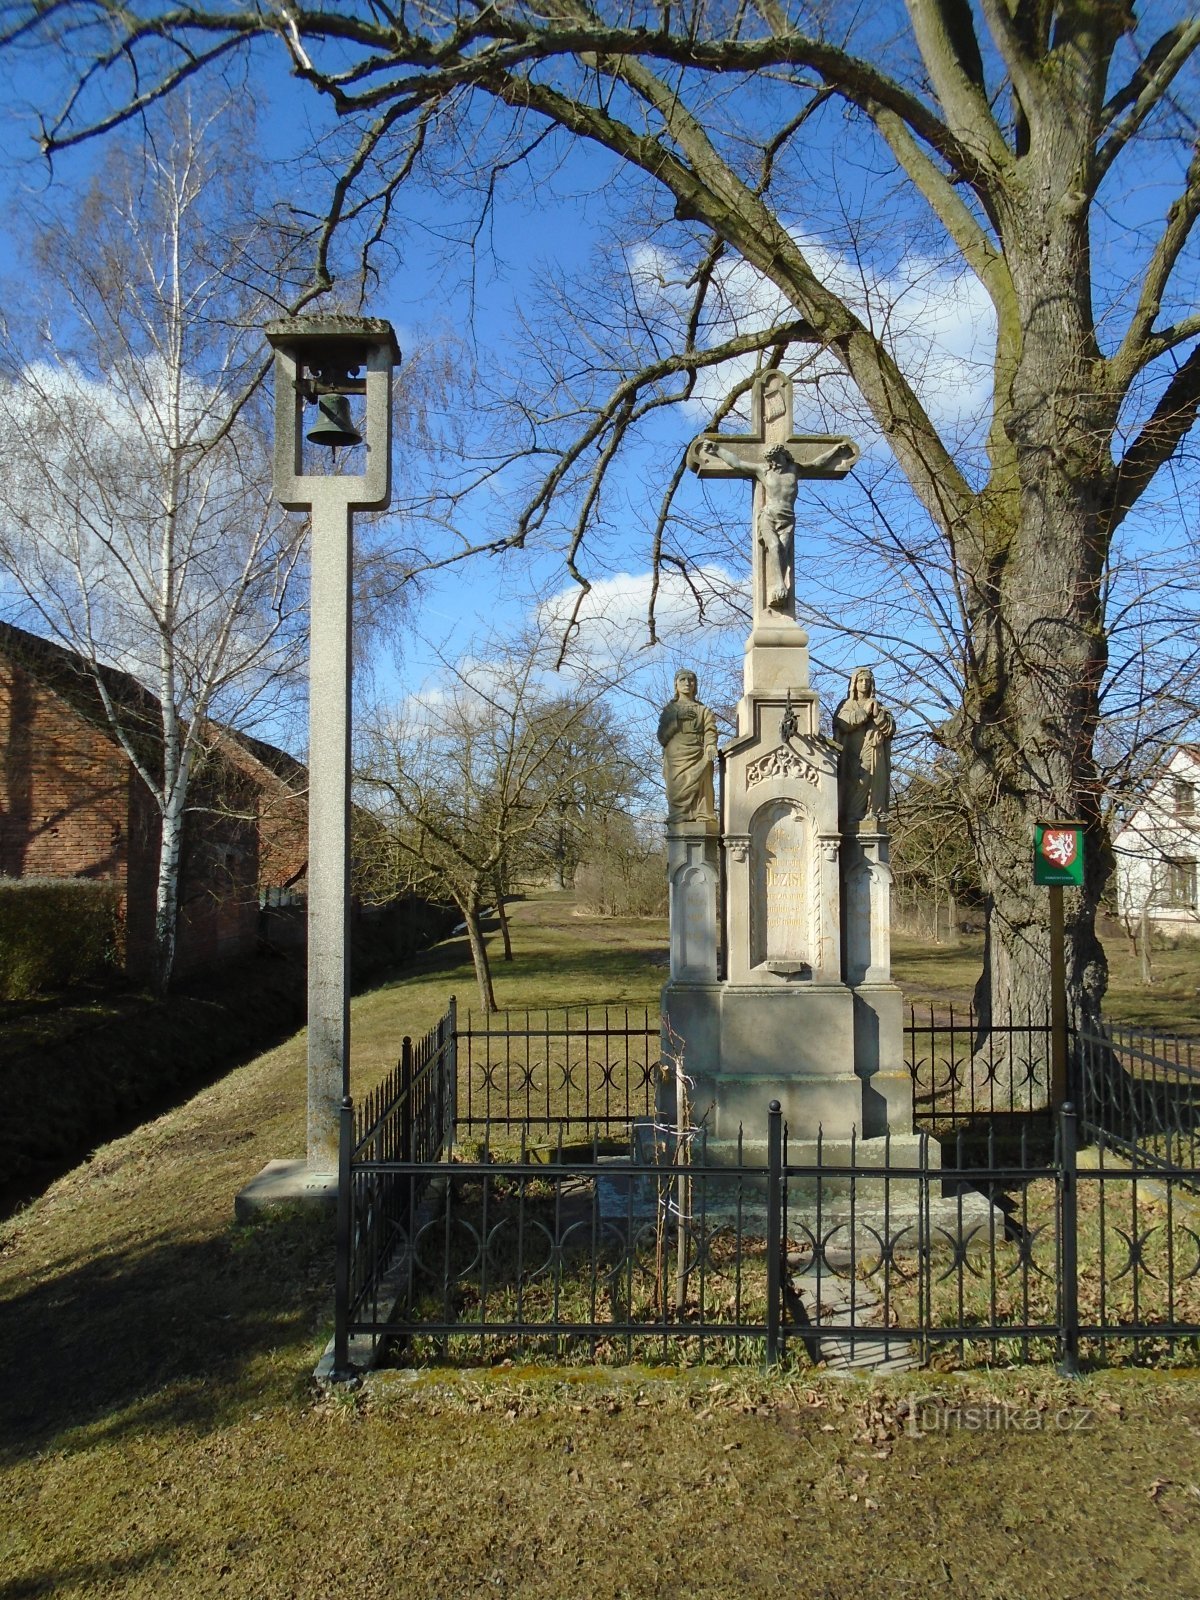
[{"x1": 3, "y1": 894, "x2": 1199, "y2": 1598}]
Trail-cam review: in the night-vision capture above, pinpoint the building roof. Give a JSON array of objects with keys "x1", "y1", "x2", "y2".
[
  {"x1": 212, "y1": 724, "x2": 309, "y2": 795},
  {"x1": 0, "y1": 618, "x2": 306, "y2": 792},
  {"x1": 0, "y1": 618, "x2": 161, "y2": 752}
]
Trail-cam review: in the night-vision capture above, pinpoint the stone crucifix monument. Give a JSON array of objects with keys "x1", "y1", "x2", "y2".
[{"x1": 660, "y1": 369, "x2": 912, "y2": 1153}]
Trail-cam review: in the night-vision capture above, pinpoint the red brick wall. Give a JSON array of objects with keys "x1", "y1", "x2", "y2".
[
  {"x1": 0, "y1": 655, "x2": 264, "y2": 982},
  {"x1": 0, "y1": 657, "x2": 133, "y2": 886}
]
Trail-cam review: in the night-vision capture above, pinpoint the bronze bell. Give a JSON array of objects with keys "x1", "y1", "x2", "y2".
[{"x1": 306, "y1": 392, "x2": 362, "y2": 448}]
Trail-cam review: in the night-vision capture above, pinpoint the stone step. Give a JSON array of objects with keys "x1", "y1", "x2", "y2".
[
  {"x1": 787, "y1": 1269, "x2": 921, "y2": 1374},
  {"x1": 596, "y1": 1158, "x2": 1005, "y2": 1262}
]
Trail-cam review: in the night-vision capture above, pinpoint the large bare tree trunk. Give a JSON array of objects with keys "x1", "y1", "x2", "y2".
[{"x1": 953, "y1": 106, "x2": 1117, "y2": 1084}]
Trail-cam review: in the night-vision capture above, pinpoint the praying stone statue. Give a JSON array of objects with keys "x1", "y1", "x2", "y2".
[
  {"x1": 833, "y1": 667, "x2": 895, "y2": 826},
  {"x1": 658, "y1": 668, "x2": 718, "y2": 824}
]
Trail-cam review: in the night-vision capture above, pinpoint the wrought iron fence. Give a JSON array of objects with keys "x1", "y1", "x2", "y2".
[
  {"x1": 334, "y1": 1004, "x2": 457, "y2": 1364},
  {"x1": 907, "y1": 1005, "x2": 1056, "y2": 1132},
  {"x1": 907, "y1": 1009, "x2": 1200, "y2": 1175},
  {"x1": 1076, "y1": 1022, "x2": 1200, "y2": 1175},
  {"x1": 332, "y1": 1002, "x2": 1200, "y2": 1375},
  {"x1": 348, "y1": 1130, "x2": 776, "y2": 1367},
  {"x1": 454, "y1": 1005, "x2": 659, "y2": 1141}
]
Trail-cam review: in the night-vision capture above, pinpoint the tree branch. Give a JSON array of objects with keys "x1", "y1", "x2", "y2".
[
  {"x1": 499, "y1": 54, "x2": 976, "y2": 535},
  {"x1": 1107, "y1": 342, "x2": 1200, "y2": 532},
  {"x1": 866, "y1": 100, "x2": 1006, "y2": 297},
  {"x1": 1093, "y1": 18, "x2": 1200, "y2": 190},
  {"x1": 906, "y1": 0, "x2": 1014, "y2": 175},
  {"x1": 513, "y1": 318, "x2": 816, "y2": 546},
  {"x1": 1108, "y1": 140, "x2": 1200, "y2": 394}
]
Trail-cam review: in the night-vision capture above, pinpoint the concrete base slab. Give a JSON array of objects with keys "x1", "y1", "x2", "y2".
[
  {"x1": 235, "y1": 1158, "x2": 338, "y2": 1221},
  {"x1": 788, "y1": 1268, "x2": 920, "y2": 1374},
  {"x1": 604, "y1": 1135, "x2": 1003, "y2": 1264}
]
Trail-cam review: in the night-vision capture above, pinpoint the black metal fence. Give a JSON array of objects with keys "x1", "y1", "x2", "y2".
[
  {"x1": 332, "y1": 1001, "x2": 1200, "y2": 1375},
  {"x1": 454, "y1": 1005, "x2": 659, "y2": 1140},
  {"x1": 907, "y1": 1007, "x2": 1200, "y2": 1156},
  {"x1": 335, "y1": 1004, "x2": 457, "y2": 1359},
  {"x1": 1076, "y1": 1021, "x2": 1200, "y2": 1174},
  {"x1": 907, "y1": 1005, "x2": 1056, "y2": 1130}
]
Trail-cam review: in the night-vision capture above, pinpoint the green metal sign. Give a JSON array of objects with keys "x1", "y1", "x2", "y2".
[{"x1": 1034, "y1": 821, "x2": 1085, "y2": 887}]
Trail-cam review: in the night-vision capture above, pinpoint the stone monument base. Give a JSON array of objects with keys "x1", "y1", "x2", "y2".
[
  {"x1": 661, "y1": 980, "x2": 910, "y2": 1141},
  {"x1": 623, "y1": 1121, "x2": 1001, "y2": 1264},
  {"x1": 234, "y1": 1158, "x2": 338, "y2": 1221}
]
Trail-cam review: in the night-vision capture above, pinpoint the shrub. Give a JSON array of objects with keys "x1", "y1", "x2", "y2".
[
  {"x1": 574, "y1": 818, "x2": 667, "y2": 917},
  {"x1": 0, "y1": 877, "x2": 122, "y2": 999}
]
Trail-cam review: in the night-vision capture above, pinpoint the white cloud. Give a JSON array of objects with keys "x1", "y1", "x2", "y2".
[
  {"x1": 536, "y1": 564, "x2": 746, "y2": 678},
  {"x1": 628, "y1": 234, "x2": 996, "y2": 445}
]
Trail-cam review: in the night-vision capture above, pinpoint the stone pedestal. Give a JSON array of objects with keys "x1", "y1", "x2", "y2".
[
  {"x1": 841, "y1": 824, "x2": 911, "y2": 1135},
  {"x1": 842, "y1": 824, "x2": 892, "y2": 984},
  {"x1": 663, "y1": 619, "x2": 886, "y2": 1143},
  {"x1": 660, "y1": 632, "x2": 911, "y2": 1144},
  {"x1": 661, "y1": 981, "x2": 858, "y2": 1139},
  {"x1": 666, "y1": 821, "x2": 720, "y2": 983}
]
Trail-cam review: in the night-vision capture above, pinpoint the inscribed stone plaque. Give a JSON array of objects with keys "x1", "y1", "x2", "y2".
[{"x1": 750, "y1": 800, "x2": 809, "y2": 969}]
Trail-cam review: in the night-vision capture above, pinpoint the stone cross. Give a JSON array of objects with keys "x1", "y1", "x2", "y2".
[{"x1": 686, "y1": 370, "x2": 859, "y2": 624}]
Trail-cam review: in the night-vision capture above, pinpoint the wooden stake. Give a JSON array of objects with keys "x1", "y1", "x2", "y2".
[{"x1": 1049, "y1": 883, "x2": 1067, "y2": 1106}]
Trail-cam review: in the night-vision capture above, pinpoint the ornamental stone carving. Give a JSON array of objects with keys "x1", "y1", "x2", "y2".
[{"x1": 746, "y1": 745, "x2": 821, "y2": 788}]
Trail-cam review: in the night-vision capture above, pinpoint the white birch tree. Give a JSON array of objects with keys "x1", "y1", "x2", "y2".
[{"x1": 0, "y1": 100, "x2": 308, "y2": 992}]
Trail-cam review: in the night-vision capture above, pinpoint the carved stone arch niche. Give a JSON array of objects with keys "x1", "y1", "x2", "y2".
[
  {"x1": 672, "y1": 856, "x2": 719, "y2": 981},
  {"x1": 749, "y1": 797, "x2": 814, "y2": 975}
]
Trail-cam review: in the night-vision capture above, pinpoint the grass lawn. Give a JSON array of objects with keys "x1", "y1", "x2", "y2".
[
  {"x1": 894, "y1": 921, "x2": 1200, "y2": 1033},
  {"x1": 3, "y1": 894, "x2": 1200, "y2": 1598}
]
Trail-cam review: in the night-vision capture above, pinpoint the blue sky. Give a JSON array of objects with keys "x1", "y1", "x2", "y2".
[{"x1": 0, "y1": 19, "x2": 1196, "y2": 778}]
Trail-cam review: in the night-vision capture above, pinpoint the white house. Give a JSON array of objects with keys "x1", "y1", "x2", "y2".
[{"x1": 1113, "y1": 746, "x2": 1200, "y2": 938}]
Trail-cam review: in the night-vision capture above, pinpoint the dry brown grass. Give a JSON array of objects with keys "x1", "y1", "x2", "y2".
[{"x1": 4, "y1": 896, "x2": 1200, "y2": 1597}]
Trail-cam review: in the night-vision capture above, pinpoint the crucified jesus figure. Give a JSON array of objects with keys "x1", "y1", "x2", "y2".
[{"x1": 701, "y1": 436, "x2": 850, "y2": 611}]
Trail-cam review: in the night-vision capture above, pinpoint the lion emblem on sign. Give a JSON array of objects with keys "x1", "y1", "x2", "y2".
[{"x1": 1041, "y1": 829, "x2": 1078, "y2": 868}]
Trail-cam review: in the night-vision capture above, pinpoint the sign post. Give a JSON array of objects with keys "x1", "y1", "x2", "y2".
[{"x1": 1033, "y1": 822, "x2": 1085, "y2": 1107}]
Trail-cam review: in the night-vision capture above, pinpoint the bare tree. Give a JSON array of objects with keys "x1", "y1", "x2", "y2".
[
  {"x1": 8, "y1": 4, "x2": 1200, "y2": 1032},
  {"x1": 357, "y1": 634, "x2": 624, "y2": 1011},
  {"x1": 890, "y1": 763, "x2": 979, "y2": 945},
  {"x1": 521, "y1": 698, "x2": 648, "y2": 890},
  {"x1": 0, "y1": 101, "x2": 308, "y2": 992}
]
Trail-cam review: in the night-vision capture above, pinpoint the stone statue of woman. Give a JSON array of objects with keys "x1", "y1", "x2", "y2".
[
  {"x1": 657, "y1": 669, "x2": 718, "y2": 824},
  {"x1": 833, "y1": 666, "x2": 895, "y2": 827}
]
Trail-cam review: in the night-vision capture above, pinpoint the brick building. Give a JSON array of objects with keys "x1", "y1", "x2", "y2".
[{"x1": 0, "y1": 620, "x2": 309, "y2": 981}]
